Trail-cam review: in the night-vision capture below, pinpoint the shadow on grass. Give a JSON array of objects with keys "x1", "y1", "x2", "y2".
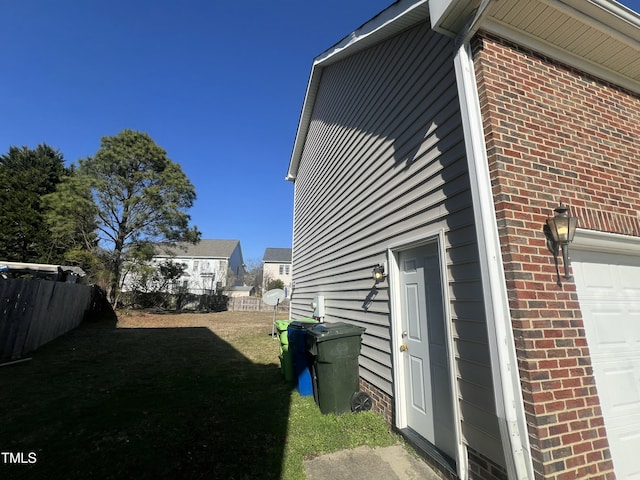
[{"x1": 0, "y1": 319, "x2": 291, "y2": 480}]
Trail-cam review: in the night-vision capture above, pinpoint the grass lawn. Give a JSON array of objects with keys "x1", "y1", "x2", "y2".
[{"x1": 0, "y1": 310, "x2": 399, "y2": 479}]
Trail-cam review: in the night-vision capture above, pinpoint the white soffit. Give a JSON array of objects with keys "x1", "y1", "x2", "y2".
[{"x1": 483, "y1": 0, "x2": 640, "y2": 93}]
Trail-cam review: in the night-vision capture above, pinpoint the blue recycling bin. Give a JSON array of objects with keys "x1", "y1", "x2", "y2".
[{"x1": 287, "y1": 321, "x2": 315, "y2": 396}]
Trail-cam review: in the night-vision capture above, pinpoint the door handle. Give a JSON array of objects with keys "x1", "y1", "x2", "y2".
[{"x1": 400, "y1": 344, "x2": 408, "y2": 352}]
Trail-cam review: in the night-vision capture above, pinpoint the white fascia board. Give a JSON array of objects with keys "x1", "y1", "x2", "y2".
[
  {"x1": 429, "y1": 0, "x2": 457, "y2": 30},
  {"x1": 285, "y1": 67, "x2": 319, "y2": 182},
  {"x1": 286, "y1": 0, "x2": 429, "y2": 182},
  {"x1": 454, "y1": 41, "x2": 535, "y2": 480},
  {"x1": 313, "y1": 0, "x2": 429, "y2": 67},
  {"x1": 572, "y1": 228, "x2": 640, "y2": 255},
  {"x1": 430, "y1": 0, "x2": 484, "y2": 37}
]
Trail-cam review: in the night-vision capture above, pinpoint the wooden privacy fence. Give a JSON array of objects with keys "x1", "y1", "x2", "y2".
[
  {"x1": 0, "y1": 278, "x2": 93, "y2": 360},
  {"x1": 227, "y1": 296, "x2": 289, "y2": 313}
]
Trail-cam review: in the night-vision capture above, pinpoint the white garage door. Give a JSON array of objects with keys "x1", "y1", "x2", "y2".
[{"x1": 572, "y1": 248, "x2": 640, "y2": 480}]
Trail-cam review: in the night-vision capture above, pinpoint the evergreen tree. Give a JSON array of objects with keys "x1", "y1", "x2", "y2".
[{"x1": 0, "y1": 145, "x2": 68, "y2": 262}]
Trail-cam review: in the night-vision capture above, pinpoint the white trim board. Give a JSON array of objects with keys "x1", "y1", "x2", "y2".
[
  {"x1": 454, "y1": 40, "x2": 534, "y2": 480},
  {"x1": 572, "y1": 228, "x2": 640, "y2": 255}
]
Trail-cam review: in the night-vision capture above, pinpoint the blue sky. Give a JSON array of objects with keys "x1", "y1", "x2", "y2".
[{"x1": 2, "y1": 0, "x2": 640, "y2": 263}]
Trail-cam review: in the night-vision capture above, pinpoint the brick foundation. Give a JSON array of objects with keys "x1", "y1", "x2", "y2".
[
  {"x1": 359, "y1": 377, "x2": 393, "y2": 425},
  {"x1": 468, "y1": 448, "x2": 508, "y2": 480}
]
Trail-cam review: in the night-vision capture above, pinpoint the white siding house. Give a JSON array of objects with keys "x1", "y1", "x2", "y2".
[
  {"x1": 262, "y1": 248, "x2": 292, "y2": 297},
  {"x1": 150, "y1": 239, "x2": 245, "y2": 294}
]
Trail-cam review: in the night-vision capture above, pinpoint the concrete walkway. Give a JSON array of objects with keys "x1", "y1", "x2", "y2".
[{"x1": 304, "y1": 444, "x2": 442, "y2": 480}]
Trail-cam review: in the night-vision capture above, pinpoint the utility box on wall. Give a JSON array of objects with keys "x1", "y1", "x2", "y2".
[{"x1": 312, "y1": 295, "x2": 325, "y2": 319}]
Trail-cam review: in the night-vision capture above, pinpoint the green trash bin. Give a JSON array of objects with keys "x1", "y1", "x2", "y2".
[
  {"x1": 274, "y1": 320, "x2": 293, "y2": 382},
  {"x1": 306, "y1": 322, "x2": 370, "y2": 414},
  {"x1": 279, "y1": 344, "x2": 294, "y2": 383},
  {"x1": 274, "y1": 320, "x2": 291, "y2": 345},
  {"x1": 274, "y1": 318, "x2": 316, "y2": 383}
]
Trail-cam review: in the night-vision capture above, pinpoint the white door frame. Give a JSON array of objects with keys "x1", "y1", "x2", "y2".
[{"x1": 387, "y1": 231, "x2": 467, "y2": 479}]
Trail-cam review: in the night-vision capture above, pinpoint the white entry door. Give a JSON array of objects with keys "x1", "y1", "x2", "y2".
[
  {"x1": 399, "y1": 243, "x2": 456, "y2": 460},
  {"x1": 572, "y1": 249, "x2": 640, "y2": 480}
]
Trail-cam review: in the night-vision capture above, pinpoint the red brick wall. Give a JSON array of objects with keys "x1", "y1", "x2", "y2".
[
  {"x1": 472, "y1": 33, "x2": 640, "y2": 479},
  {"x1": 468, "y1": 448, "x2": 508, "y2": 480},
  {"x1": 359, "y1": 378, "x2": 393, "y2": 424}
]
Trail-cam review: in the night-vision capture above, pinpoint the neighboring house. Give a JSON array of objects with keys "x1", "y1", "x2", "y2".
[
  {"x1": 152, "y1": 239, "x2": 245, "y2": 294},
  {"x1": 262, "y1": 248, "x2": 292, "y2": 297},
  {"x1": 286, "y1": 1, "x2": 640, "y2": 479}
]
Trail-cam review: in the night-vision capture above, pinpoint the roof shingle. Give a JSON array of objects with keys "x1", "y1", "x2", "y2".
[
  {"x1": 263, "y1": 247, "x2": 292, "y2": 263},
  {"x1": 158, "y1": 240, "x2": 240, "y2": 258}
]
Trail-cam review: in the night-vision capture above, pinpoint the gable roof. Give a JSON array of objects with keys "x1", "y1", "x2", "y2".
[
  {"x1": 286, "y1": 0, "x2": 640, "y2": 181},
  {"x1": 286, "y1": 0, "x2": 430, "y2": 182},
  {"x1": 157, "y1": 239, "x2": 240, "y2": 259},
  {"x1": 263, "y1": 248, "x2": 292, "y2": 263}
]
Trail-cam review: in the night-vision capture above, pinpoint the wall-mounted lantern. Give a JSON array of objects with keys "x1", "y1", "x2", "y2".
[
  {"x1": 372, "y1": 264, "x2": 386, "y2": 282},
  {"x1": 545, "y1": 203, "x2": 578, "y2": 281}
]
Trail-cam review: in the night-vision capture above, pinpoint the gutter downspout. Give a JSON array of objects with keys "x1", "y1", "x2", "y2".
[{"x1": 452, "y1": 2, "x2": 535, "y2": 479}]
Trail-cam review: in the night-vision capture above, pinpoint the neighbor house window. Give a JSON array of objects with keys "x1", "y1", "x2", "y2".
[{"x1": 279, "y1": 264, "x2": 290, "y2": 275}]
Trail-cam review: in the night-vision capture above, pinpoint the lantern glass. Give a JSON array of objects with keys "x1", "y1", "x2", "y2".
[
  {"x1": 554, "y1": 216, "x2": 570, "y2": 242},
  {"x1": 567, "y1": 216, "x2": 578, "y2": 242},
  {"x1": 546, "y1": 217, "x2": 560, "y2": 243},
  {"x1": 372, "y1": 265, "x2": 385, "y2": 281},
  {"x1": 546, "y1": 205, "x2": 578, "y2": 245}
]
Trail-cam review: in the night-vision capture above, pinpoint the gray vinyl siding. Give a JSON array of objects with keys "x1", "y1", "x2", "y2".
[{"x1": 290, "y1": 22, "x2": 504, "y2": 466}]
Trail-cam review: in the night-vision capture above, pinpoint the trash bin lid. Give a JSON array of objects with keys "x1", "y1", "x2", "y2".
[
  {"x1": 274, "y1": 320, "x2": 291, "y2": 331},
  {"x1": 307, "y1": 322, "x2": 366, "y2": 341},
  {"x1": 288, "y1": 319, "x2": 318, "y2": 330}
]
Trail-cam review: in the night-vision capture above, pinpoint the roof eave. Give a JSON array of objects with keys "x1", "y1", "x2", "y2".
[
  {"x1": 481, "y1": 0, "x2": 640, "y2": 96},
  {"x1": 482, "y1": 17, "x2": 640, "y2": 96},
  {"x1": 286, "y1": 0, "x2": 640, "y2": 182},
  {"x1": 430, "y1": 0, "x2": 640, "y2": 38}
]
